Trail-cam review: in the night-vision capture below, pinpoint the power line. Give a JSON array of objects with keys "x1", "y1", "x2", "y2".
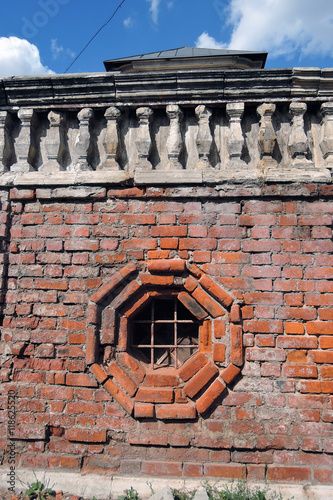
[{"x1": 64, "y1": 0, "x2": 127, "y2": 73}]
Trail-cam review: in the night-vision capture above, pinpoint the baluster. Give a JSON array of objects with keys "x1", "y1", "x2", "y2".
[
  {"x1": 13, "y1": 108, "x2": 36, "y2": 172},
  {"x1": 41, "y1": 111, "x2": 65, "y2": 172},
  {"x1": 195, "y1": 105, "x2": 212, "y2": 169},
  {"x1": 0, "y1": 111, "x2": 10, "y2": 172},
  {"x1": 226, "y1": 102, "x2": 245, "y2": 165},
  {"x1": 288, "y1": 102, "x2": 308, "y2": 162},
  {"x1": 166, "y1": 105, "x2": 184, "y2": 170},
  {"x1": 100, "y1": 106, "x2": 121, "y2": 170},
  {"x1": 135, "y1": 107, "x2": 153, "y2": 171},
  {"x1": 320, "y1": 102, "x2": 333, "y2": 172},
  {"x1": 257, "y1": 103, "x2": 277, "y2": 170},
  {"x1": 73, "y1": 108, "x2": 93, "y2": 171}
]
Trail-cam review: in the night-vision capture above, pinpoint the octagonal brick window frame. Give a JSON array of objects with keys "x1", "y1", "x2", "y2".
[{"x1": 86, "y1": 260, "x2": 244, "y2": 420}]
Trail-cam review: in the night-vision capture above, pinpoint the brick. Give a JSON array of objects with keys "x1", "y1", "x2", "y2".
[
  {"x1": 135, "y1": 387, "x2": 173, "y2": 403},
  {"x1": 39, "y1": 387, "x2": 74, "y2": 400},
  {"x1": 287, "y1": 350, "x2": 308, "y2": 363},
  {"x1": 147, "y1": 259, "x2": 186, "y2": 273},
  {"x1": 314, "y1": 469, "x2": 332, "y2": 483},
  {"x1": 267, "y1": 466, "x2": 311, "y2": 482},
  {"x1": 214, "y1": 319, "x2": 226, "y2": 338},
  {"x1": 246, "y1": 348, "x2": 286, "y2": 362},
  {"x1": 104, "y1": 379, "x2": 134, "y2": 415},
  {"x1": 183, "y1": 362, "x2": 218, "y2": 399},
  {"x1": 232, "y1": 450, "x2": 273, "y2": 464},
  {"x1": 277, "y1": 336, "x2": 318, "y2": 349},
  {"x1": 282, "y1": 365, "x2": 318, "y2": 378},
  {"x1": 319, "y1": 308, "x2": 333, "y2": 320},
  {"x1": 10, "y1": 188, "x2": 34, "y2": 200},
  {"x1": 199, "y1": 274, "x2": 233, "y2": 308},
  {"x1": 90, "y1": 364, "x2": 108, "y2": 384},
  {"x1": 141, "y1": 461, "x2": 182, "y2": 476},
  {"x1": 204, "y1": 463, "x2": 246, "y2": 479},
  {"x1": 14, "y1": 426, "x2": 46, "y2": 440},
  {"x1": 286, "y1": 322, "x2": 305, "y2": 334},
  {"x1": 118, "y1": 352, "x2": 145, "y2": 384},
  {"x1": 134, "y1": 403, "x2": 154, "y2": 419},
  {"x1": 33, "y1": 304, "x2": 67, "y2": 316},
  {"x1": 178, "y1": 291, "x2": 208, "y2": 320},
  {"x1": 309, "y1": 351, "x2": 333, "y2": 363},
  {"x1": 244, "y1": 320, "x2": 283, "y2": 334},
  {"x1": 155, "y1": 403, "x2": 196, "y2": 420},
  {"x1": 244, "y1": 292, "x2": 283, "y2": 305},
  {"x1": 67, "y1": 401, "x2": 103, "y2": 416},
  {"x1": 193, "y1": 250, "x2": 211, "y2": 262},
  {"x1": 151, "y1": 226, "x2": 187, "y2": 237},
  {"x1": 144, "y1": 373, "x2": 179, "y2": 387},
  {"x1": 139, "y1": 274, "x2": 174, "y2": 286},
  {"x1": 121, "y1": 291, "x2": 150, "y2": 318},
  {"x1": 87, "y1": 303, "x2": 98, "y2": 324},
  {"x1": 66, "y1": 373, "x2": 98, "y2": 387},
  {"x1": 160, "y1": 238, "x2": 178, "y2": 249},
  {"x1": 184, "y1": 275, "x2": 199, "y2": 293},
  {"x1": 299, "y1": 381, "x2": 333, "y2": 394},
  {"x1": 199, "y1": 320, "x2": 212, "y2": 353},
  {"x1": 221, "y1": 364, "x2": 241, "y2": 385},
  {"x1": 36, "y1": 344, "x2": 55, "y2": 358},
  {"x1": 196, "y1": 377, "x2": 226, "y2": 415},
  {"x1": 307, "y1": 322, "x2": 333, "y2": 336},
  {"x1": 179, "y1": 238, "x2": 217, "y2": 250},
  {"x1": 65, "y1": 239, "x2": 99, "y2": 252},
  {"x1": 106, "y1": 361, "x2": 137, "y2": 397},
  {"x1": 244, "y1": 265, "x2": 281, "y2": 278},
  {"x1": 35, "y1": 279, "x2": 68, "y2": 290},
  {"x1": 230, "y1": 304, "x2": 241, "y2": 323},
  {"x1": 109, "y1": 280, "x2": 141, "y2": 311},
  {"x1": 213, "y1": 343, "x2": 225, "y2": 363},
  {"x1": 231, "y1": 324, "x2": 243, "y2": 366},
  {"x1": 183, "y1": 463, "x2": 203, "y2": 477},
  {"x1": 178, "y1": 352, "x2": 208, "y2": 382},
  {"x1": 121, "y1": 239, "x2": 157, "y2": 250},
  {"x1": 192, "y1": 286, "x2": 226, "y2": 318},
  {"x1": 322, "y1": 367, "x2": 333, "y2": 378},
  {"x1": 67, "y1": 429, "x2": 106, "y2": 443},
  {"x1": 128, "y1": 433, "x2": 168, "y2": 446},
  {"x1": 90, "y1": 262, "x2": 137, "y2": 303},
  {"x1": 86, "y1": 326, "x2": 98, "y2": 365}
]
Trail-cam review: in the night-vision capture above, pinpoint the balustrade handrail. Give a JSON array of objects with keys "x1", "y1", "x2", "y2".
[{"x1": 0, "y1": 100, "x2": 332, "y2": 185}]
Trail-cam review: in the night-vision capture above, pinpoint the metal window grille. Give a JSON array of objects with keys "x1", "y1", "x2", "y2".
[{"x1": 131, "y1": 298, "x2": 199, "y2": 369}]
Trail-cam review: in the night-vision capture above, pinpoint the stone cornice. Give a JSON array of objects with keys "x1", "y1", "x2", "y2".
[{"x1": 0, "y1": 68, "x2": 332, "y2": 109}]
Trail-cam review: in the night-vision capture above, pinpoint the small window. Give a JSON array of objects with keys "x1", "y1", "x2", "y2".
[{"x1": 131, "y1": 298, "x2": 199, "y2": 369}]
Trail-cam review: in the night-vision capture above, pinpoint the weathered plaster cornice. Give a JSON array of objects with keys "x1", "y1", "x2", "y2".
[{"x1": 1, "y1": 68, "x2": 332, "y2": 109}]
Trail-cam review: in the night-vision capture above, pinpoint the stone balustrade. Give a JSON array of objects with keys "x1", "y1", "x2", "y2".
[{"x1": 0, "y1": 100, "x2": 332, "y2": 185}]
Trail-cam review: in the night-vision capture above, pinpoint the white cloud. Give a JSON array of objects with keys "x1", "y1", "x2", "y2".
[
  {"x1": 51, "y1": 39, "x2": 75, "y2": 60},
  {"x1": 0, "y1": 37, "x2": 53, "y2": 77},
  {"x1": 123, "y1": 16, "x2": 134, "y2": 29},
  {"x1": 217, "y1": 0, "x2": 333, "y2": 59},
  {"x1": 195, "y1": 32, "x2": 226, "y2": 50},
  {"x1": 146, "y1": 0, "x2": 161, "y2": 24}
]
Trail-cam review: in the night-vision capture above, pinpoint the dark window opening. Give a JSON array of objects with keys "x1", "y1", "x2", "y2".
[{"x1": 131, "y1": 298, "x2": 199, "y2": 369}]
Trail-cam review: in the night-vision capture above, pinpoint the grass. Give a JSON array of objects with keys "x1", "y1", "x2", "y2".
[{"x1": 18, "y1": 477, "x2": 290, "y2": 500}]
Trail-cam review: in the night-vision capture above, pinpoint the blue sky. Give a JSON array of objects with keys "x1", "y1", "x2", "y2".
[{"x1": 0, "y1": 0, "x2": 333, "y2": 77}]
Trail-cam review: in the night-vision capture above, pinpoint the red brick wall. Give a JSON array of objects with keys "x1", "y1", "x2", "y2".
[{"x1": 1, "y1": 184, "x2": 333, "y2": 484}]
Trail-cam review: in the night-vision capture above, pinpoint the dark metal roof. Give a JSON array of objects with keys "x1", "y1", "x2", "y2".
[{"x1": 104, "y1": 46, "x2": 268, "y2": 72}]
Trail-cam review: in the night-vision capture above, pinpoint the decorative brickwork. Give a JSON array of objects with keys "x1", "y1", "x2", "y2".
[{"x1": 85, "y1": 260, "x2": 240, "y2": 419}]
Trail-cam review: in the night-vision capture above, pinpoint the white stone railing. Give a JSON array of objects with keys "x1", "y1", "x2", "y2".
[{"x1": 0, "y1": 101, "x2": 332, "y2": 185}]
